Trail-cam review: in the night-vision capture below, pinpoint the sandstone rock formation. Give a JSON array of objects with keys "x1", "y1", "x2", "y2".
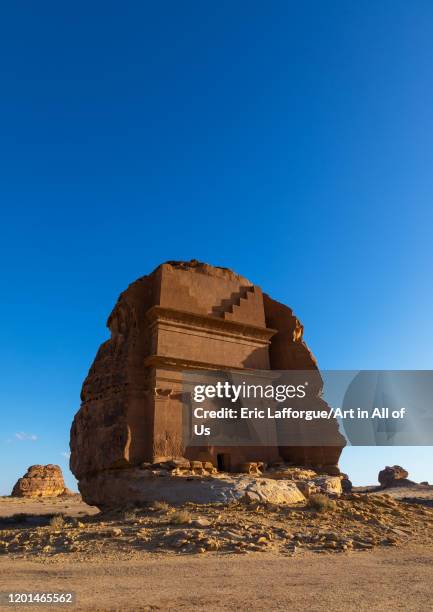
[
  {"x1": 378, "y1": 465, "x2": 412, "y2": 488},
  {"x1": 72, "y1": 467, "x2": 306, "y2": 506},
  {"x1": 70, "y1": 260, "x2": 345, "y2": 507},
  {"x1": 72, "y1": 456, "x2": 345, "y2": 507},
  {"x1": 11, "y1": 465, "x2": 69, "y2": 498}
]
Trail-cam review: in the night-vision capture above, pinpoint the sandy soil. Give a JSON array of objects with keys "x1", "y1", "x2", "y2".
[
  {"x1": 1, "y1": 490, "x2": 432, "y2": 611},
  {"x1": 0, "y1": 495, "x2": 99, "y2": 519},
  {"x1": 1, "y1": 545, "x2": 433, "y2": 611},
  {"x1": 357, "y1": 484, "x2": 433, "y2": 503}
]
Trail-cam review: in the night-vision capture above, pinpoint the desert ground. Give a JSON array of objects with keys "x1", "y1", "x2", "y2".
[
  {"x1": 2, "y1": 544, "x2": 433, "y2": 611},
  {"x1": 1, "y1": 487, "x2": 433, "y2": 611}
]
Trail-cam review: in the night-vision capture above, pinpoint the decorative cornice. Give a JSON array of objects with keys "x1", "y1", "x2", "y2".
[
  {"x1": 145, "y1": 305, "x2": 276, "y2": 343},
  {"x1": 143, "y1": 354, "x2": 280, "y2": 379}
]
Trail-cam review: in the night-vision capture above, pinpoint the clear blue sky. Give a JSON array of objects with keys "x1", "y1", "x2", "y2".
[{"x1": 1, "y1": 1, "x2": 432, "y2": 494}]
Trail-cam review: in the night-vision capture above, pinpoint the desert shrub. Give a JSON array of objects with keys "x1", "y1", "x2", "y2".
[
  {"x1": 307, "y1": 494, "x2": 337, "y2": 513},
  {"x1": 152, "y1": 501, "x2": 169, "y2": 513},
  {"x1": 169, "y1": 510, "x2": 192, "y2": 525},
  {"x1": 49, "y1": 514, "x2": 65, "y2": 530}
]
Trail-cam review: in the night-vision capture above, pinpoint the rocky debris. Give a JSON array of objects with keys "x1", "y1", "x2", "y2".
[
  {"x1": 296, "y1": 476, "x2": 342, "y2": 498},
  {"x1": 378, "y1": 466, "x2": 413, "y2": 488},
  {"x1": 143, "y1": 458, "x2": 218, "y2": 477},
  {"x1": 264, "y1": 466, "x2": 318, "y2": 480},
  {"x1": 264, "y1": 465, "x2": 343, "y2": 498},
  {"x1": 265, "y1": 465, "x2": 344, "y2": 497},
  {"x1": 1, "y1": 491, "x2": 433, "y2": 559},
  {"x1": 152, "y1": 457, "x2": 190, "y2": 469},
  {"x1": 143, "y1": 460, "x2": 344, "y2": 494},
  {"x1": 239, "y1": 462, "x2": 264, "y2": 475},
  {"x1": 11, "y1": 465, "x2": 70, "y2": 498},
  {"x1": 312, "y1": 476, "x2": 342, "y2": 497}
]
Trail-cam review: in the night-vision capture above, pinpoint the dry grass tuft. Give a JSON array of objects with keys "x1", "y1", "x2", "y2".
[
  {"x1": 307, "y1": 494, "x2": 337, "y2": 513},
  {"x1": 49, "y1": 514, "x2": 65, "y2": 530},
  {"x1": 169, "y1": 510, "x2": 192, "y2": 525},
  {"x1": 122, "y1": 508, "x2": 138, "y2": 521},
  {"x1": 152, "y1": 500, "x2": 170, "y2": 513}
]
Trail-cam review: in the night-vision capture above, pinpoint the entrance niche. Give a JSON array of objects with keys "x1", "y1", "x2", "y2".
[{"x1": 217, "y1": 453, "x2": 231, "y2": 472}]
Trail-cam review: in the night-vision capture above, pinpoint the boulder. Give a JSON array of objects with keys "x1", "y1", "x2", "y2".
[
  {"x1": 11, "y1": 465, "x2": 69, "y2": 498},
  {"x1": 313, "y1": 476, "x2": 342, "y2": 497},
  {"x1": 296, "y1": 476, "x2": 342, "y2": 498},
  {"x1": 296, "y1": 481, "x2": 319, "y2": 498},
  {"x1": 265, "y1": 467, "x2": 318, "y2": 481},
  {"x1": 241, "y1": 479, "x2": 305, "y2": 505},
  {"x1": 378, "y1": 465, "x2": 410, "y2": 488}
]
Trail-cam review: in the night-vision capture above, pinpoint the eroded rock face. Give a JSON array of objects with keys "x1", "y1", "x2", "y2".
[
  {"x1": 11, "y1": 465, "x2": 68, "y2": 498},
  {"x1": 70, "y1": 260, "x2": 345, "y2": 507},
  {"x1": 378, "y1": 465, "x2": 411, "y2": 488},
  {"x1": 85, "y1": 459, "x2": 341, "y2": 505},
  {"x1": 77, "y1": 469, "x2": 306, "y2": 507}
]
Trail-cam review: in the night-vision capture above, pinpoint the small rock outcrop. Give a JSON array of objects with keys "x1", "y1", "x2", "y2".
[
  {"x1": 378, "y1": 465, "x2": 411, "y2": 488},
  {"x1": 11, "y1": 464, "x2": 70, "y2": 498}
]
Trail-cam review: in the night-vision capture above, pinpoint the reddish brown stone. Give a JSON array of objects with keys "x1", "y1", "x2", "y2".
[
  {"x1": 11, "y1": 464, "x2": 68, "y2": 497},
  {"x1": 70, "y1": 260, "x2": 345, "y2": 506},
  {"x1": 378, "y1": 465, "x2": 410, "y2": 488}
]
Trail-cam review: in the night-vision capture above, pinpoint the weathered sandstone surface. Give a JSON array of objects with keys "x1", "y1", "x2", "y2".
[
  {"x1": 76, "y1": 459, "x2": 343, "y2": 507},
  {"x1": 11, "y1": 465, "x2": 70, "y2": 498},
  {"x1": 78, "y1": 470, "x2": 306, "y2": 506},
  {"x1": 70, "y1": 260, "x2": 345, "y2": 507},
  {"x1": 378, "y1": 465, "x2": 414, "y2": 488}
]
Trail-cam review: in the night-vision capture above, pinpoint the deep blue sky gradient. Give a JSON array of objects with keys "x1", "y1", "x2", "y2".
[{"x1": 1, "y1": 1, "x2": 433, "y2": 493}]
